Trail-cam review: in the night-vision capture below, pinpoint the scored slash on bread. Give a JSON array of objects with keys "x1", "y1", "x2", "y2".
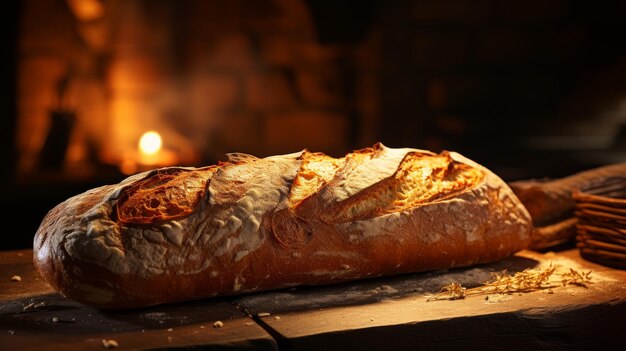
[
  {"x1": 114, "y1": 144, "x2": 482, "y2": 226},
  {"x1": 33, "y1": 143, "x2": 532, "y2": 309},
  {"x1": 314, "y1": 151, "x2": 483, "y2": 224},
  {"x1": 116, "y1": 166, "x2": 218, "y2": 225}
]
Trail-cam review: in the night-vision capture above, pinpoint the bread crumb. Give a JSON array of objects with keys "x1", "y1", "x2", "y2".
[
  {"x1": 102, "y1": 339, "x2": 119, "y2": 349},
  {"x1": 200, "y1": 325, "x2": 205, "y2": 329},
  {"x1": 273, "y1": 316, "x2": 281, "y2": 320},
  {"x1": 257, "y1": 312, "x2": 270, "y2": 317},
  {"x1": 52, "y1": 317, "x2": 59, "y2": 323},
  {"x1": 23, "y1": 303, "x2": 35, "y2": 311},
  {"x1": 11, "y1": 275, "x2": 21, "y2": 282},
  {"x1": 245, "y1": 322, "x2": 254, "y2": 326},
  {"x1": 213, "y1": 321, "x2": 224, "y2": 328},
  {"x1": 485, "y1": 294, "x2": 511, "y2": 304},
  {"x1": 370, "y1": 318, "x2": 374, "y2": 321},
  {"x1": 8, "y1": 330, "x2": 15, "y2": 335},
  {"x1": 167, "y1": 328, "x2": 173, "y2": 332}
]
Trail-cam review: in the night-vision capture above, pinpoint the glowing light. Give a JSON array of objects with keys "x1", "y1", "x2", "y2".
[
  {"x1": 66, "y1": 0, "x2": 105, "y2": 22},
  {"x1": 139, "y1": 131, "x2": 162, "y2": 156}
]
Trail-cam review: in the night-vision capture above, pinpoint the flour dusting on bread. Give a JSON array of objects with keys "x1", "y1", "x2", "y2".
[{"x1": 33, "y1": 143, "x2": 532, "y2": 309}]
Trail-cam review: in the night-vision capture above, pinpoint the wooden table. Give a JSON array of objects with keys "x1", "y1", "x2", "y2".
[{"x1": 2, "y1": 248, "x2": 626, "y2": 350}]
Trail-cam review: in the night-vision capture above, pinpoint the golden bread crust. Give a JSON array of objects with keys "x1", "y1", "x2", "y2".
[{"x1": 33, "y1": 143, "x2": 532, "y2": 308}]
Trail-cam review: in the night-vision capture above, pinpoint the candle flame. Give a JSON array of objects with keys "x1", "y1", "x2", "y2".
[{"x1": 139, "y1": 131, "x2": 162, "y2": 156}]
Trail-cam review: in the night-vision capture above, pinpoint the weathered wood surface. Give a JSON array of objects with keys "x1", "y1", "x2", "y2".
[
  {"x1": 2, "y1": 249, "x2": 626, "y2": 350},
  {"x1": 0, "y1": 250, "x2": 277, "y2": 351},
  {"x1": 236, "y1": 249, "x2": 626, "y2": 351}
]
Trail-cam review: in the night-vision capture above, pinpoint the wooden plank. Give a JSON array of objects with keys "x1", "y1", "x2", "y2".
[
  {"x1": 233, "y1": 254, "x2": 540, "y2": 314},
  {"x1": 1, "y1": 250, "x2": 56, "y2": 302},
  {"x1": 6, "y1": 247, "x2": 626, "y2": 350},
  {"x1": 235, "y1": 249, "x2": 626, "y2": 351},
  {"x1": 0, "y1": 250, "x2": 277, "y2": 351}
]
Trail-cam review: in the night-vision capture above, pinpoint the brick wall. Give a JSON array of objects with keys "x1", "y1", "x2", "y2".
[
  {"x1": 176, "y1": 0, "x2": 368, "y2": 159},
  {"x1": 106, "y1": 0, "x2": 370, "y2": 162},
  {"x1": 16, "y1": 0, "x2": 626, "y2": 179},
  {"x1": 17, "y1": 0, "x2": 376, "y2": 175}
]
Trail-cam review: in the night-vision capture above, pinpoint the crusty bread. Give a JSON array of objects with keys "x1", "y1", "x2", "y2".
[{"x1": 33, "y1": 143, "x2": 532, "y2": 309}]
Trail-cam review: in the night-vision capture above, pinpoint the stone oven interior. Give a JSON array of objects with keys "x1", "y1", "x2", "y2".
[{"x1": 2, "y1": 0, "x2": 626, "y2": 250}]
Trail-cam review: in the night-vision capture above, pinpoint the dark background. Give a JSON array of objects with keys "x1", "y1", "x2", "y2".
[{"x1": 3, "y1": 0, "x2": 626, "y2": 251}]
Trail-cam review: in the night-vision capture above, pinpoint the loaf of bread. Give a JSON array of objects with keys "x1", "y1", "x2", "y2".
[{"x1": 34, "y1": 143, "x2": 532, "y2": 309}]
